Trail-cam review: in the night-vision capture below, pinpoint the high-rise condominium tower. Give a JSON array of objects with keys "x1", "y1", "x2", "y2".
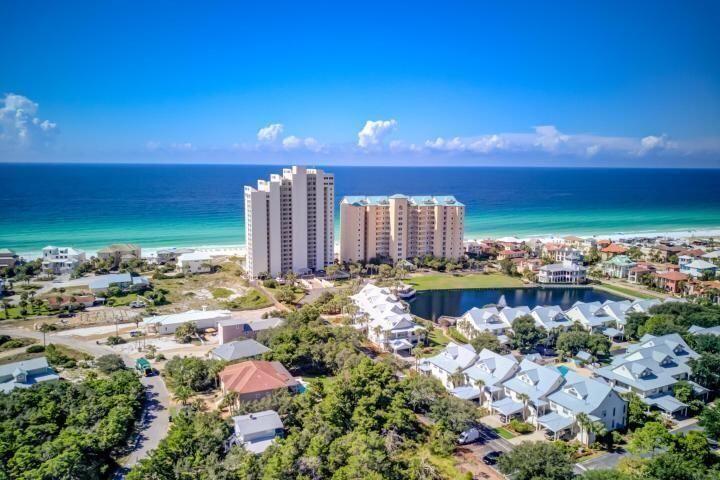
[
  {"x1": 244, "y1": 166, "x2": 334, "y2": 278},
  {"x1": 339, "y1": 194, "x2": 464, "y2": 264}
]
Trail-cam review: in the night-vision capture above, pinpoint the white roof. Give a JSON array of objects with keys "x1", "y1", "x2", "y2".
[
  {"x1": 684, "y1": 259, "x2": 717, "y2": 270},
  {"x1": 421, "y1": 342, "x2": 476, "y2": 373},
  {"x1": 351, "y1": 283, "x2": 423, "y2": 334},
  {"x1": 178, "y1": 251, "x2": 213, "y2": 262},
  {"x1": 143, "y1": 309, "x2": 232, "y2": 327}
]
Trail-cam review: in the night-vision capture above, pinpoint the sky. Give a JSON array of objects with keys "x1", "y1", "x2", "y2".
[{"x1": 1, "y1": 0, "x2": 720, "y2": 167}]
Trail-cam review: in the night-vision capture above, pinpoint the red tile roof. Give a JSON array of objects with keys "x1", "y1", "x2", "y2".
[
  {"x1": 654, "y1": 271, "x2": 689, "y2": 281},
  {"x1": 219, "y1": 360, "x2": 297, "y2": 395},
  {"x1": 600, "y1": 243, "x2": 628, "y2": 254}
]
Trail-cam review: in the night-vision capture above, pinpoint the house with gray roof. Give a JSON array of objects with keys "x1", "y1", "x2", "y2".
[
  {"x1": 688, "y1": 325, "x2": 720, "y2": 336},
  {"x1": 88, "y1": 273, "x2": 149, "y2": 293},
  {"x1": 0, "y1": 357, "x2": 60, "y2": 394},
  {"x1": 210, "y1": 339, "x2": 270, "y2": 362},
  {"x1": 539, "y1": 371, "x2": 627, "y2": 443},
  {"x1": 456, "y1": 307, "x2": 512, "y2": 342},
  {"x1": 491, "y1": 359, "x2": 564, "y2": 425},
  {"x1": 681, "y1": 259, "x2": 718, "y2": 278},
  {"x1": 229, "y1": 410, "x2": 284, "y2": 454},
  {"x1": 418, "y1": 342, "x2": 477, "y2": 390},
  {"x1": 458, "y1": 349, "x2": 520, "y2": 404},
  {"x1": 530, "y1": 306, "x2": 574, "y2": 331},
  {"x1": 593, "y1": 333, "x2": 706, "y2": 417}
]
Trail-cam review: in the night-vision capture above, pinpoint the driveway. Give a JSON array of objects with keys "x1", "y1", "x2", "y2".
[{"x1": 0, "y1": 325, "x2": 171, "y2": 477}]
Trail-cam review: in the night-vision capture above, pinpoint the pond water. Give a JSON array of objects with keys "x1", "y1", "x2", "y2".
[{"x1": 408, "y1": 287, "x2": 626, "y2": 321}]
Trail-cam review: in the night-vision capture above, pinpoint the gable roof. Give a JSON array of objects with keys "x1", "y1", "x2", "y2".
[
  {"x1": 502, "y1": 359, "x2": 563, "y2": 403},
  {"x1": 422, "y1": 342, "x2": 477, "y2": 373},
  {"x1": 233, "y1": 410, "x2": 283, "y2": 436},
  {"x1": 548, "y1": 371, "x2": 620, "y2": 414},
  {"x1": 464, "y1": 349, "x2": 520, "y2": 389},
  {"x1": 212, "y1": 339, "x2": 270, "y2": 361}
]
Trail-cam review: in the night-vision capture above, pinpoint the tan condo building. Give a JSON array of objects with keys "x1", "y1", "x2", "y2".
[
  {"x1": 340, "y1": 194, "x2": 464, "y2": 263},
  {"x1": 244, "y1": 166, "x2": 334, "y2": 278}
]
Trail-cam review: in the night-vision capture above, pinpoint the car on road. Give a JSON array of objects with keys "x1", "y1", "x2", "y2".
[
  {"x1": 58, "y1": 312, "x2": 75, "y2": 318},
  {"x1": 482, "y1": 450, "x2": 504, "y2": 465},
  {"x1": 129, "y1": 300, "x2": 146, "y2": 308},
  {"x1": 458, "y1": 427, "x2": 481, "y2": 445}
]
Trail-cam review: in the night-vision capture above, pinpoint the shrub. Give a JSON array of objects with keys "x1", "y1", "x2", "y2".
[
  {"x1": 509, "y1": 419, "x2": 534, "y2": 434},
  {"x1": 262, "y1": 279, "x2": 278, "y2": 288},
  {"x1": 26, "y1": 345, "x2": 45, "y2": 353},
  {"x1": 96, "y1": 354, "x2": 126, "y2": 374},
  {"x1": 1, "y1": 339, "x2": 28, "y2": 349},
  {"x1": 106, "y1": 335, "x2": 126, "y2": 345}
]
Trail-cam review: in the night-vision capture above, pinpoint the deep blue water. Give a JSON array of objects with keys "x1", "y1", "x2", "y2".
[
  {"x1": 2, "y1": 163, "x2": 720, "y2": 255},
  {"x1": 408, "y1": 287, "x2": 626, "y2": 320}
]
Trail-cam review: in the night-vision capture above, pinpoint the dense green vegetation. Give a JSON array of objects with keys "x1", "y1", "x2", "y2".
[
  {"x1": 222, "y1": 288, "x2": 272, "y2": 310},
  {"x1": 0, "y1": 370, "x2": 143, "y2": 479}
]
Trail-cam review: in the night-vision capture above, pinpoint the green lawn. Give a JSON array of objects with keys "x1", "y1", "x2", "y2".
[
  {"x1": 266, "y1": 286, "x2": 306, "y2": 303},
  {"x1": 494, "y1": 427, "x2": 517, "y2": 439},
  {"x1": 594, "y1": 282, "x2": 659, "y2": 300},
  {"x1": 211, "y1": 287, "x2": 234, "y2": 299},
  {"x1": 428, "y1": 328, "x2": 451, "y2": 348},
  {"x1": 223, "y1": 288, "x2": 273, "y2": 310},
  {"x1": 407, "y1": 273, "x2": 524, "y2": 291}
]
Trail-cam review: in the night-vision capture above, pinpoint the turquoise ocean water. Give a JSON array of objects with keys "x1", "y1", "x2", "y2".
[{"x1": 2, "y1": 164, "x2": 720, "y2": 256}]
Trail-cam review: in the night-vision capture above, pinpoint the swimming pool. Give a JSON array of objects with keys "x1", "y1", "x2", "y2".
[{"x1": 556, "y1": 365, "x2": 572, "y2": 377}]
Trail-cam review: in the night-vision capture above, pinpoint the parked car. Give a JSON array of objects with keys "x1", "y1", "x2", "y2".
[
  {"x1": 482, "y1": 451, "x2": 503, "y2": 465},
  {"x1": 458, "y1": 427, "x2": 481, "y2": 445},
  {"x1": 129, "y1": 300, "x2": 146, "y2": 308},
  {"x1": 58, "y1": 312, "x2": 75, "y2": 318}
]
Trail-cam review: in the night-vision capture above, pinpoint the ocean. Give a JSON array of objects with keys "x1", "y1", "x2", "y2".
[{"x1": 2, "y1": 163, "x2": 720, "y2": 257}]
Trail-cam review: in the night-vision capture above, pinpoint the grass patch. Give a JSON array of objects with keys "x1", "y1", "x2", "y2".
[
  {"x1": 0, "y1": 350, "x2": 45, "y2": 365},
  {"x1": 1, "y1": 305, "x2": 53, "y2": 320},
  {"x1": 494, "y1": 427, "x2": 517, "y2": 439},
  {"x1": 211, "y1": 287, "x2": 234, "y2": 299},
  {"x1": 407, "y1": 273, "x2": 524, "y2": 291},
  {"x1": 0, "y1": 337, "x2": 37, "y2": 350},
  {"x1": 447, "y1": 327, "x2": 470, "y2": 344},
  {"x1": 223, "y1": 288, "x2": 272, "y2": 310},
  {"x1": 594, "y1": 283, "x2": 658, "y2": 299},
  {"x1": 428, "y1": 328, "x2": 451, "y2": 347}
]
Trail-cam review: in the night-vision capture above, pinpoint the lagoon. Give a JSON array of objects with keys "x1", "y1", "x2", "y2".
[{"x1": 408, "y1": 287, "x2": 626, "y2": 321}]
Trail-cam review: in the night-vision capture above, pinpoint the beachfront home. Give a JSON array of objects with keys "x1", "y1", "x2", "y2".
[
  {"x1": 456, "y1": 307, "x2": 513, "y2": 342},
  {"x1": 177, "y1": 251, "x2": 214, "y2": 274},
  {"x1": 88, "y1": 272, "x2": 149, "y2": 294},
  {"x1": 0, "y1": 357, "x2": 60, "y2": 394},
  {"x1": 593, "y1": 333, "x2": 706, "y2": 418},
  {"x1": 350, "y1": 283, "x2": 425, "y2": 354},
  {"x1": 649, "y1": 244, "x2": 684, "y2": 262},
  {"x1": 217, "y1": 317, "x2": 285, "y2": 344},
  {"x1": 229, "y1": 410, "x2": 284, "y2": 454},
  {"x1": 681, "y1": 259, "x2": 718, "y2": 279},
  {"x1": 156, "y1": 247, "x2": 195, "y2": 264},
  {"x1": 551, "y1": 247, "x2": 584, "y2": 264},
  {"x1": 600, "y1": 244, "x2": 628, "y2": 261},
  {"x1": 210, "y1": 339, "x2": 270, "y2": 362},
  {"x1": 97, "y1": 243, "x2": 141, "y2": 268},
  {"x1": 418, "y1": 342, "x2": 477, "y2": 389},
  {"x1": 537, "y1": 260, "x2": 587, "y2": 284},
  {"x1": 219, "y1": 360, "x2": 298, "y2": 401},
  {"x1": 458, "y1": 349, "x2": 520, "y2": 405},
  {"x1": 497, "y1": 249, "x2": 525, "y2": 261},
  {"x1": 602, "y1": 255, "x2": 636, "y2": 279},
  {"x1": 652, "y1": 271, "x2": 689, "y2": 294},
  {"x1": 0, "y1": 249, "x2": 18, "y2": 269},
  {"x1": 701, "y1": 250, "x2": 720, "y2": 266},
  {"x1": 628, "y1": 263, "x2": 656, "y2": 284},
  {"x1": 41, "y1": 246, "x2": 87, "y2": 275},
  {"x1": 539, "y1": 371, "x2": 627, "y2": 443},
  {"x1": 491, "y1": 359, "x2": 564, "y2": 424},
  {"x1": 143, "y1": 308, "x2": 232, "y2": 334}
]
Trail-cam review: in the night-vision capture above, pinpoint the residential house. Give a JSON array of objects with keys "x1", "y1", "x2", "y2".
[
  {"x1": 538, "y1": 260, "x2": 587, "y2": 284},
  {"x1": 457, "y1": 349, "x2": 520, "y2": 404},
  {"x1": 652, "y1": 271, "x2": 689, "y2": 294},
  {"x1": 0, "y1": 249, "x2": 18, "y2": 268},
  {"x1": 701, "y1": 250, "x2": 720, "y2": 266},
  {"x1": 681, "y1": 259, "x2": 718, "y2": 279},
  {"x1": 530, "y1": 306, "x2": 574, "y2": 331},
  {"x1": 628, "y1": 263, "x2": 656, "y2": 284},
  {"x1": 41, "y1": 246, "x2": 87, "y2": 275},
  {"x1": 97, "y1": 243, "x2": 141, "y2": 268},
  {"x1": 600, "y1": 244, "x2": 628, "y2": 261},
  {"x1": 143, "y1": 309, "x2": 232, "y2": 334},
  {"x1": 418, "y1": 342, "x2": 477, "y2": 390},
  {"x1": 455, "y1": 307, "x2": 513, "y2": 343},
  {"x1": 593, "y1": 333, "x2": 706, "y2": 417},
  {"x1": 229, "y1": 410, "x2": 284, "y2": 454},
  {"x1": 491, "y1": 359, "x2": 564, "y2": 424},
  {"x1": 88, "y1": 273, "x2": 149, "y2": 294},
  {"x1": 48, "y1": 294, "x2": 96, "y2": 309},
  {"x1": 350, "y1": 283, "x2": 425, "y2": 354},
  {"x1": 688, "y1": 325, "x2": 720, "y2": 336},
  {"x1": 219, "y1": 360, "x2": 299, "y2": 401},
  {"x1": 177, "y1": 251, "x2": 214, "y2": 274},
  {"x1": 0, "y1": 357, "x2": 60, "y2": 393},
  {"x1": 156, "y1": 247, "x2": 195, "y2": 264},
  {"x1": 211, "y1": 339, "x2": 270, "y2": 362},
  {"x1": 497, "y1": 249, "x2": 525, "y2": 261},
  {"x1": 650, "y1": 244, "x2": 684, "y2": 262},
  {"x1": 602, "y1": 255, "x2": 636, "y2": 279},
  {"x1": 217, "y1": 317, "x2": 285, "y2": 344},
  {"x1": 539, "y1": 371, "x2": 627, "y2": 443},
  {"x1": 517, "y1": 258, "x2": 542, "y2": 274}
]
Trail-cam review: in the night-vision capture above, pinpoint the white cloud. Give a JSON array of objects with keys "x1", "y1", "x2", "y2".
[
  {"x1": 282, "y1": 135, "x2": 323, "y2": 152},
  {"x1": 357, "y1": 119, "x2": 397, "y2": 148},
  {"x1": 533, "y1": 125, "x2": 569, "y2": 151},
  {"x1": 0, "y1": 93, "x2": 58, "y2": 149},
  {"x1": 257, "y1": 123, "x2": 284, "y2": 142},
  {"x1": 638, "y1": 135, "x2": 673, "y2": 155},
  {"x1": 586, "y1": 145, "x2": 601, "y2": 157}
]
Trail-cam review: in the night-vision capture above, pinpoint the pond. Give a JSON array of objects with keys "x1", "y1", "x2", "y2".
[{"x1": 408, "y1": 287, "x2": 627, "y2": 321}]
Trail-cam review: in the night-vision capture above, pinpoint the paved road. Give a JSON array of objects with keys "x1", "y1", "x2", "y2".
[{"x1": 0, "y1": 326, "x2": 171, "y2": 477}]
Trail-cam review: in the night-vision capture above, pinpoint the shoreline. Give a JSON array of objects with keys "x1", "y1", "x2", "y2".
[{"x1": 13, "y1": 226, "x2": 720, "y2": 260}]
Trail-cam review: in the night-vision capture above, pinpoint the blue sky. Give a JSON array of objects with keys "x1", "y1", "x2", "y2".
[{"x1": 1, "y1": 0, "x2": 720, "y2": 166}]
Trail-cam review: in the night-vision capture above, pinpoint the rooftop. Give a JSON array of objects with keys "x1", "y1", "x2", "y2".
[{"x1": 342, "y1": 194, "x2": 464, "y2": 207}]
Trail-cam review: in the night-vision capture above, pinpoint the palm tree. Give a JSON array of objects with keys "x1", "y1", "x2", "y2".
[
  {"x1": 517, "y1": 393, "x2": 530, "y2": 422},
  {"x1": 449, "y1": 368, "x2": 466, "y2": 388},
  {"x1": 1, "y1": 300, "x2": 10, "y2": 320},
  {"x1": 284, "y1": 271, "x2": 298, "y2": 287},
  {"x1": 39, "y1": 323, "x2": 54, "y2": 347},
  {"x1": 173, "y1": 385, "x2": 192, "y2": 406},
  {"x1": 474, "y1": 378, "x2": 486, "y2": 404},
  {"x1": 576, "y1": 412, "x2": 592, "y2": 444},
  {"x1": 372, "y1": 325, "x2": 383, "y2": 344}
]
